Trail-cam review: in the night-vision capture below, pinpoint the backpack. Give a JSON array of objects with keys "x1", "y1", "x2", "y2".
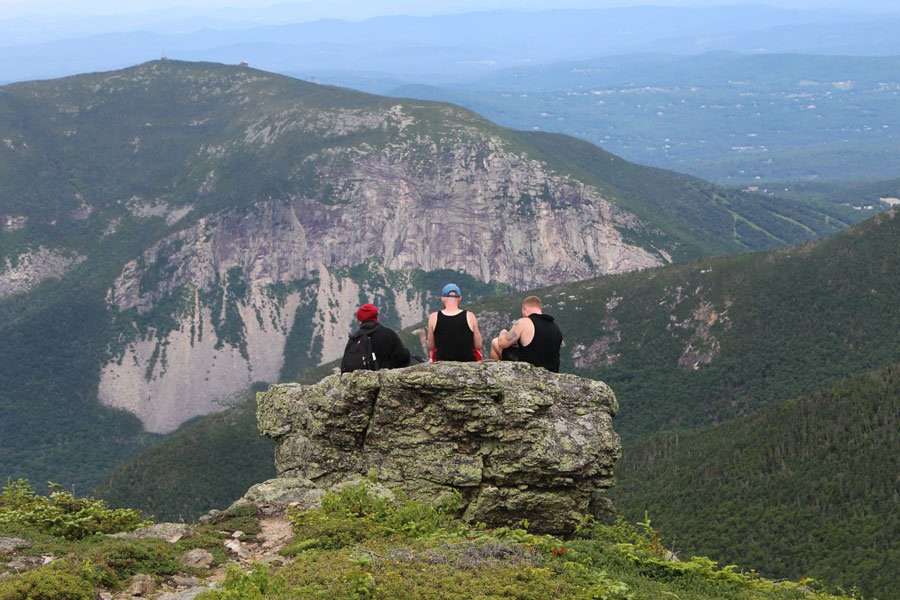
[{"x1": 340, "y1": 326, "x2": 380, "y2": 373}]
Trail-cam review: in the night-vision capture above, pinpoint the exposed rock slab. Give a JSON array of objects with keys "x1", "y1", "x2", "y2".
[
  {"x1": 155, "y1": 587, "x2": 216, "y2": 600},
  {"x1": 0, "y1": 246, "x2": 85, "y2": 298},
  {"x1": 180, "y1": 549, "x2": 214, "y2": 570},
  {"x1": 231, "y1": 477, "x2": 325, "y2": 514},
  {"x1": 0, "y1": 537, "x2": 30, "y2": 555},
  {"x1": 111, "y1": 523, "x2": 192, "y2": 544},
  {"x1": 256, "y1": 362, "x2": 621, "y2": 534}
]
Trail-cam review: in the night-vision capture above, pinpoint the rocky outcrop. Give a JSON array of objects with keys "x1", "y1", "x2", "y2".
[
  {"x1": 254, "y1": 362, "x2": 621, "y2": 534},
  {"x1": 0, "y1": 246, "x2": 85, "y2": 298}
]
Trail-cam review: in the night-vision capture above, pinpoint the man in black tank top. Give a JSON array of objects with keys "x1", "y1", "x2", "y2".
[
  {"x1": 490, "y1": 295, "x2": 563, "y2": 373},
  {"x1": 427, "y1": 283, "x2": 484, "y2": 362}
]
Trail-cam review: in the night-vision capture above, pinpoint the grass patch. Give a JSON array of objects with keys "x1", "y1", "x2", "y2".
[
  {"x1": 0, "y1": 482, "x2": 261, "y2": 596},
  {"x1": 201, "y1": 483, "x2": 854, "y2": 600}
]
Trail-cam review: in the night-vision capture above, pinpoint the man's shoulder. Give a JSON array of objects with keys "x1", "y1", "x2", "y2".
[{"x1": 374, "y1": 325, "x2": 401, "y2": 341}]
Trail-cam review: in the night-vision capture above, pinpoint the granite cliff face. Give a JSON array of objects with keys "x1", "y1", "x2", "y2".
[
  {"x1": 83, "y1": 64, "x2": 668, "y2": 432},
  {"x1": 252, "y1": 362, "x2": 621, "y2": 534}
]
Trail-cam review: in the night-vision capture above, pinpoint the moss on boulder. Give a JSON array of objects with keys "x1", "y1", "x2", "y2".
[{"x1": 255, "y1": 362, "x2": 621, "y2": 534}]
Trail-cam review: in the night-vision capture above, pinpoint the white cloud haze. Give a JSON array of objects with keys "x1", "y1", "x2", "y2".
[{"x1": 2, "y1": 0, "x2": 899, "y2": 20}]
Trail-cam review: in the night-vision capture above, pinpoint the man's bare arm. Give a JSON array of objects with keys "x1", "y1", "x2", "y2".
[
  {"x1": 427, "y1": 313, "x2": 438, "y2": 352},
  {"x1": 495, "y1": 319, "x2": 523, "y2": 350},
  {"x1": 469, "y1": 313, "x2": 484, "y2": 350}
]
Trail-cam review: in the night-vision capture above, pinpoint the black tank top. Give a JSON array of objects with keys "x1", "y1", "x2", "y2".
[
  {"x1": 434, "y1": 310, "x2": 475, "y2": 362},
  {"x1": 517, "y1": 314, "x2": 563, "y2": 373}
]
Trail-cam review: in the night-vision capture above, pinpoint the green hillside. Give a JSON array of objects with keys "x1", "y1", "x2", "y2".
[
  {"x1": 613, "y1": 365, "x2": 900, "y2": 599},
  {"x1": 475, "y1": 208, "x2": 900, "y2": 438},
  {"x1": 92, "y1": 390, "x2": 275, "y2": 523},
  {"x1": 510, "y1": 130, "x2": 854, "y2": 259},
  {"x1": 0, "y1": 59, "x2": 855, "y2": 492},
  {"x1": 0, "y1": 59, "x2": 849, "y2": 263},
  {"x1": 0, "y1": 480, "x2": 855, "y2": 600}
]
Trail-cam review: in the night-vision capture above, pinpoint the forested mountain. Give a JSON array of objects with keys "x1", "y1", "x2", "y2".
[
  {"x1": 0, "y1": 59, "x2": 844, "y2": 491},
  {"x1": 474, "y1": 208, "x2": 900, "y2": 438},
  {"x1": 614, "y1": 365, "x2": 900, "y2": 599}
]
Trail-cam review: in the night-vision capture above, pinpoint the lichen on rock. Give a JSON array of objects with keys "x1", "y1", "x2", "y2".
[{"x1": 255, "y1": 361, "x2": 621, "y2": 534}]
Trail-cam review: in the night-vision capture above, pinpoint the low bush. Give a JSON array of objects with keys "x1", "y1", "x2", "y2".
[
  {"x1": 197, "y1": 565, "x2": 291, "y2": 600},
  {"x1": 283, "y1": 482, "x2": 463, "y2": 554},
  {"x1": 0, "y1": 481, "x2": 148, "y2": 540},
  {"x1": 82, "y1": 539, "x2": 181, "y2": 588},
  {"x1": 0, "y1": 564, "x2": 94, "y2": 600}
]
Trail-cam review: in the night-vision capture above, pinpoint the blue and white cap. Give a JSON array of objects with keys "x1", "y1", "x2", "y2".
[{"x1": 440, "y1": 283, "x2": 462, "y2": 298}]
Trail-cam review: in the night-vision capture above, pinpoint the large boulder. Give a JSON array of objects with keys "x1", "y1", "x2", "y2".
[{"x1": 256, "y1": 362, "x2": 621, "y2": 534}]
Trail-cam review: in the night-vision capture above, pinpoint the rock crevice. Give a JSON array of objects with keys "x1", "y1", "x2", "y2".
[{"x1": 255, "y1": 362, "x2": 621, "y2": 534}]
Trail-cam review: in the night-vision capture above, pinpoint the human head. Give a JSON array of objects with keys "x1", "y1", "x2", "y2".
[
  {"x1": 356, "y1": 303, "x2": 379, "y2": 322},
  {"x1": 440, "y1": 283, "x2": 462, "y2": 309},
  {"x1": 521, "y1": 295, "x2": 543, "y2": 317}
]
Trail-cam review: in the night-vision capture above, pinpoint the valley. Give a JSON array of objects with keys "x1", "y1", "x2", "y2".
[
  {"x1": 0, "y1": 59, "x2": 849, "y2": 487},
  {"x1": 1, "y1": 58, "x2": 897, "y2": 598},
  {"x1": 366, "y1": 53, "x2": 900, "y2": 184}
]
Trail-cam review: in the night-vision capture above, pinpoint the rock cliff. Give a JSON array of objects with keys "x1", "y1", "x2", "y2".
[
  {"x1": 87, "y1": 63, "x2": 665, "y2": 432},
  {"x1": 253, "y1": 362, "x2": 621, "y2": 534}
]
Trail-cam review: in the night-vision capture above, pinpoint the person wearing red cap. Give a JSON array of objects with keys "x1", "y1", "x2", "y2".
[{"x1": 340, "y1": 303, "x2": 411, "y2": 373}]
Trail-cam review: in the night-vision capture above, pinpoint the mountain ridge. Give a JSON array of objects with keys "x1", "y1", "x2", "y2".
[{"x1": 1, "y1": 59, "x2": 849, "y2": 489}]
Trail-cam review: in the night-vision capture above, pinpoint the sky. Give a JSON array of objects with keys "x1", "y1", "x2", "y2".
[{"x1": 2, "y1": 0, "x2": 899, "y2": 20}]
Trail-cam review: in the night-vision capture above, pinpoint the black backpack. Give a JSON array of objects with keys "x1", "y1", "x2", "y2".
[{"x1": 340, "y1": 326, "x2": 380, "y2": 373}]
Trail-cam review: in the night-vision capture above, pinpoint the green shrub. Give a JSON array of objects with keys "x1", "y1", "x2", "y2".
[
  {"x1": 190, "y1": 481, "x2": 854, "y2": 600},
  {"x1": 0, "y1": 481, "x2": 148, "y2": 540},
  {"x1": 0, "y1": 565, "x2": 94, "y2": 600},
  {"x1": 82, "y1": 539, "x2": 181, "y2": 588},
  {"x1": 284, "y1": 482, "x2": 462, "y2": 553},
  {"x1": 196, "y1": 565, "x2": 290, "y2": 600}
]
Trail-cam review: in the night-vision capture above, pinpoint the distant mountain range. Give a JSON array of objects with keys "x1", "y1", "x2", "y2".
[
  {"x1": 376, "y1": 53, "x2": 900, "y2": 184},
  {"x1": 3, "y1": 6, "x2": 900, "y2": 83},
  {"x1": 7, "y1": 7, "x2": 900, "y2": 184}
]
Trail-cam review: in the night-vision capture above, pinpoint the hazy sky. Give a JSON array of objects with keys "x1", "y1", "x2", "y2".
[{"x1": 3, "y1": 0, "x2": 899, "y2": 20}]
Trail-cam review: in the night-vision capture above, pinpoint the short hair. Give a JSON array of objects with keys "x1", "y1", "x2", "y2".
[{"x1": 522, "y1": 296, "x2": 542, "y2": 309}]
